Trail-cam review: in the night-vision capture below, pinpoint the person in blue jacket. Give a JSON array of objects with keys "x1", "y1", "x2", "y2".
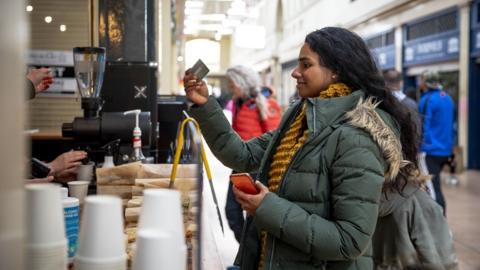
[{"x1": 418, "y1": 71, "x2": 455, "y2": 214}]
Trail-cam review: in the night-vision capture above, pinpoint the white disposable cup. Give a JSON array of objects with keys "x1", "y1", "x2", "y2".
[
  {"x1": 76, "y1": 195, "x2": 126, "y2": 263},
  {"x1": 25, "y1": 184, "x2": 67, "y2": 246},
  {"x1": 26, "y1": 244, "x2": 67, "y2": 270},
  {"x1": 77, "y1": 161, "x2": 95, "y2": 182},
  {"x1": 67, "y1": 181, "x2": 89, "y2": 204},
  {"x1": 133, "y1": 229, "x2": 186, "y2": 270},
  {"x1": 75, "y1": 257, "x2": 126, "y2": 270},
  {"x1": 138, "y1": 189, "x2": 185, "y2": 246},
  {"x1": 60, "y1": 187, "x2": 68, "y2": 199}
]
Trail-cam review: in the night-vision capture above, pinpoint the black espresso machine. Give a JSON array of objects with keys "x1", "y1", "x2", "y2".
[{"x1": 62, "y1": 47, "x2": 157, "y2": 165}]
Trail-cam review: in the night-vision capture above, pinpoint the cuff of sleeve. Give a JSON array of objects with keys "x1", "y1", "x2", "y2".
[
  {"x1": 254, "y1": 192, "x2": 288, "y2": 238},
  {"x1": 189, "y1": 96, "x2": 220, "y2": 121}
]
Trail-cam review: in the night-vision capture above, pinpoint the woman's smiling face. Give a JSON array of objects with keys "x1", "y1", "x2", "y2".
[{"x1": 291, "y1": 43, "x2": 336, "y2": 98}]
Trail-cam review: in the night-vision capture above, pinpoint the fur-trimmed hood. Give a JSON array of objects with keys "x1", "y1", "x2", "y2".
[{"x1": 345, "y1": 97, "x2": 409, "y2": 184}]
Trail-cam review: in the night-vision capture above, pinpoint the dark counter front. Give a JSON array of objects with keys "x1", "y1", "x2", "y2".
[{"x1": 30, "y1": 129, "x2": 75, "y2": 164}]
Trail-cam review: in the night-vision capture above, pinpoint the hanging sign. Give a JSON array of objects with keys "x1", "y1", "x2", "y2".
[
  {"x1": 471, "y1": 28, "x2": 480, "y2": 57},
  {"x1": 27, "y1": 50, "x2": 77, "y2": 96},
  {"x1": 371, "y1": 44, "x2": 396, "y2": 70}
]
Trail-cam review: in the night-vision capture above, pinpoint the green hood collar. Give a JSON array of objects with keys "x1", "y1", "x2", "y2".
[
  {"x1": 303, "y1": 90, "x2": 408, "y2": 185},
  {"x1": 304, "y1": 90, "x2": 365, "y2": 135}
]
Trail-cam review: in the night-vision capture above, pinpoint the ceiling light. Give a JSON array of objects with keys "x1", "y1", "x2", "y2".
[
  {"x1": 227, "y1": 7, "x2": 247, "y2": 17},
  {"x1": 177, "y1": 56, "x2": 184, "y2": 62},
  {"x1": 223, "y1": 19, "x2": 241, "y2": 27},
  {"x1": 231, "y1": 0, "x2": 246, "y2": 10},
  {"x1": 184, "y1": 19, "x2": 195, "y2": 27},
  {"x1": 60, "y1": 24, "x2": 67, "y2": 32},
  {"x1": 183, "y1": 27, "x2": 199, "y2": 35},
  {"x1": 192, "y1": 24, "x2": 223, "y2": 31},
  {"x1": 185, "y1": 8, "x2": 202, "y2": 16},
  {"x1": 219, "y1": 28, "x2": 234, "y2": 35},
  {"x1": 185, "y1": 1, "x2": 204, "y2": 9},
  {"x1": 44, "y1": 16, "x2": 53, "y2": 23},
  {"x1": 188, "y1": 14, "x2": 226, "y2": 21},
  {"x1": 26, "y1": 5, "x2": 33, "y2": 12}
]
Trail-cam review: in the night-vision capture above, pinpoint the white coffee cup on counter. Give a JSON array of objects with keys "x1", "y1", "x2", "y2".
[
  {"x1": 76, "y1": 161, "x2": 95, "y2": 182},
  {"x1": 133, "y1": 229, "x2": 184, "y2": 270},
  {"x1": 75, "y1": 195, "x2": 126, "y2": 270},
  {"x1": 138, "y1": 189, "x2": 185, "y2": 245},
  {"x1": 136, "y1": 189, "x2": 187, "y2": 270},
  {"x1": 67, "y1": 181, "x2": 89, "y2": 204}
]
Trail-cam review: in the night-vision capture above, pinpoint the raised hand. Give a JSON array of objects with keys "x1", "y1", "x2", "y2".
[
  {"x1": 183, "y1": 69, "x2": 209, "y2": 106},
  {"x1": 27, "y1": 67, "x2": 54, "y2": 93}
]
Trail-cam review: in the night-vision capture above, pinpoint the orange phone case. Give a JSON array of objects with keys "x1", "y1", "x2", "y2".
[{"x1": 230, "y1": 173, "x2": 259, "y2": 194}]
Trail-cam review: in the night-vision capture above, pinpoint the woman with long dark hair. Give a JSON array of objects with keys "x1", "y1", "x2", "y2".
[{"x1": 184, "y1": 27, "x2": 427, "y2": 269}]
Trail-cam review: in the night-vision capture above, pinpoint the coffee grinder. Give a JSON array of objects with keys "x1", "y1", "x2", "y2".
[{"x1": 62, "y1": 47, "x2": 152, "y2": 165}]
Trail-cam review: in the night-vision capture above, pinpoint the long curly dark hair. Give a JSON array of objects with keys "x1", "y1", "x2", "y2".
[{"x1": 305, "y1": 27, "x2": 420, "y2": 191}]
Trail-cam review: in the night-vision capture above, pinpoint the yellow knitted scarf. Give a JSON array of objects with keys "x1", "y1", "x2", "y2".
[{"x1": 257, "y1": 83, "x2": 351, "y2": 270}]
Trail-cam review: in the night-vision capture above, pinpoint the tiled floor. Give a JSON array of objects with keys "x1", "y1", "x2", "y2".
[{"x1": 443, "y1": 170, "x2": 480, "y2": 270}]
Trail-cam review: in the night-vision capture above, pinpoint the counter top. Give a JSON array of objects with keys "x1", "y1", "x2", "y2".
[{"x1": 29, "y1": 129, "x2": 71, "y2": 140}]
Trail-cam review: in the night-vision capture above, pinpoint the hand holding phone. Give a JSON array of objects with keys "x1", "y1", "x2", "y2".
[
  {"x1": 230, "y1": 173, "x2": 259, "y2": 195},
  {"x1": 190, "y1": 59, "x2": 210, "y2": 80}
]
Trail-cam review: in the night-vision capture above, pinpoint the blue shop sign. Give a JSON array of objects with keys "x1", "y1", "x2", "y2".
[
  {"x1": 371, "y1": 44, "x2": 395, "y2": 70},
  {"x1": 471, "y1": 28, "x2": 480, "y2": 56},
  {"x1": 403, "y1": 31, "x2": 459, "y2": 66}
]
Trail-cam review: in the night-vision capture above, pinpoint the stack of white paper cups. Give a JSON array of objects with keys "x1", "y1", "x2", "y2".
[
  {"x1": 75, "y1": 195, "x2": 127, "y2": 270},
  {"x1": 25, "y1": 184, "x2": 68, "y2": 270},
  {"x1": 132, "y1": 229, "x2": 178, "y2": 270},
  {"x1": 134, "y1": 189, "x2": 186, "y2": 270}
]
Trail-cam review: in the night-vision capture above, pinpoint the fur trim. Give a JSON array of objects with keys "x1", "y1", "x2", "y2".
[{"x1": 345, "y1": 97, "x2": 409, "y2": 182}]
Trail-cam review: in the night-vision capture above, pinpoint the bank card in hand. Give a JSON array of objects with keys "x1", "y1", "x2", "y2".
[{"x1": 190, "y1": 59, "x2": 210, "y2": 80}]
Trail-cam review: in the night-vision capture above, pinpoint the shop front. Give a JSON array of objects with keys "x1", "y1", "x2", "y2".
[
  {"x1": 402, "y1": 8, "x2": 460, "y2": 101},
  {"x1": 366, "y1": 30, "x2": 396, "y2": 72},
  {"x1": 402, "y1": 7, "x2": 463, "y2": 166}
]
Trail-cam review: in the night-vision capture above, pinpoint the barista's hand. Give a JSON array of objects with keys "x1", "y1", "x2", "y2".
[
  {"x1": 233, "y1": 181, "x2": 269, "y2": 216},
  {"x1": 183, "y1": 69, "x2": 208, "y2": 106},
  {"x1": 48, "y1": 150, "x2": 87, "y2": 177},
  {"x1": 27, "y1": 68, "x2": 54, "y2": 93}
]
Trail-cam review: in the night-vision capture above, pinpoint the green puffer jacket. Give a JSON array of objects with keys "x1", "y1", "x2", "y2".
[
  {"x1": 190, "y1": 90, "x2": 404, "y2": 270},
  {"x1": 373, "y1": 183, "x2": 458, "y2": 270}
]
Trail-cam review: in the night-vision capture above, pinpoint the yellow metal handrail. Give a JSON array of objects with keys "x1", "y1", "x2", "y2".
[
  {"x1": 168, "y1": 117, "x2": 212, "y2": 187},
  {"x1": 169, "y1": 116, "x2": 224, "y2": 233}
]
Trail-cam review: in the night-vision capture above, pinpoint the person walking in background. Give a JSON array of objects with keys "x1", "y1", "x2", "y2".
[
  {"x1": 224, "y1": 65, "x2": 282, "y2": 242},
  {"x1": 184, "y1": 27, "x2": 419, "y2": 269},
  {"x1": 419, "y1": 71, "x2": 455, "y2": 214},
  {"x1": 383, "y1": 70, "x2": 418, "y2": 114},
  {"x1": 383, "y1": 70, "x2": 438, "y2": 199},
  {"x1": 227, "y1": 65, "x2": 281, "y2": 141}
]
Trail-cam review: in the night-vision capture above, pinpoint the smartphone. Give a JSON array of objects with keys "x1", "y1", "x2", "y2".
[
  {"x1": 31, "y1": 157, "x2": 51, "y2": 178},
  {"x1": 190, "y1": 59, "x2": 210, "y2": 80},
  {"x1": 230, "y1": 173, "x2": 259, "y2": 195}
]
